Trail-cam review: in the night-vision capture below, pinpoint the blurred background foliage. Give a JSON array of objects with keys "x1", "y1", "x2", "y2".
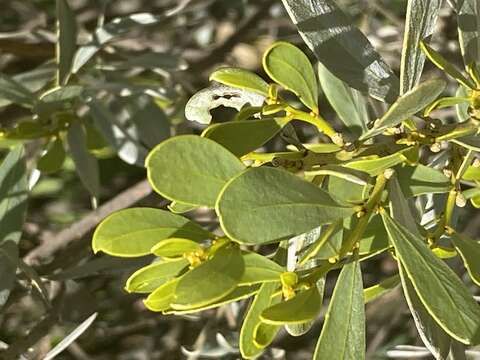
[{"x1": 0, "y1": 0, "x2": 475, "y2": 359}]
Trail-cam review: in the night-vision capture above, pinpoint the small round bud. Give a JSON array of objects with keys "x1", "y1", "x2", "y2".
[
  {"x1": 384, "y1": 168, "x2": 395, "y2": 179},
  {"x1": 456, "y1": 192, "x2": 467, "y2": 207},
  {"x1": 356, "y1": 209, "x2": 366, "y2": 218},
  {"x1": 443, "y1": 168, "x2": 453, "y2": 178},
  {"x1": 332, "y1": 133, "x2": 344, "y2": 146},
  {"x1": 430, "y1": 143, "x2": 442, "y2": 153},
  {"x1": 327, "y1": 256, "x2": 338, "y2": 264}
]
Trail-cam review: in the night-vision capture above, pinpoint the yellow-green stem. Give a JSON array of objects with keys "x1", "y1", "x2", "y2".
[
  {"x1": 286, "y1": 106, "x2": 337, "y2": 139},
  {"x1": 339, "y1": 172, "x2": 389, "y2": 258}
]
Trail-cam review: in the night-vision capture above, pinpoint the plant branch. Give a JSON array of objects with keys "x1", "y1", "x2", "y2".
[{"x1": 24, "y1": 179, "x2": 153, "y2": 266}]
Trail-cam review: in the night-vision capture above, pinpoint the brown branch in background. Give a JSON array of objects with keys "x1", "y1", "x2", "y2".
[
  {"x1": 0, "y1": 39, "x2": 54, "y2": 59},
  {"x1": 24, "y1": 179, "x2": 153, "y2": 266}
]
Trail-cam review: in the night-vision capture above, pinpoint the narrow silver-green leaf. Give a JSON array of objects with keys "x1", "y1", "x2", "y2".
[
  {"x1": 217, "y1": 166, "x2": 354, "y2": 245},
  {"x1": 0, "y1": 146, "x2": 28, "y2": 246},
  {"x1": 345, "y1": 148, "x2": 415, "y2": 176},
  {"x1": 56, "y1": 0, "x2": 77, "y2": 85},
  {"x1": 0, "y1": 73, "x2": 35, "y2": 107},
  {"x1": 362, "y1": 79, "x2": 446, "y2": 140},
  {"x1": 420, "y1": 42, "x2": 476, "y2": 89},
  {"x1": 146, "y1": 135, "x2": 245, "y2": 207},
  {"x1": 37, "y1": 137, "x2": 66, "y2": 174},
  {"x1": 451, "y1": 233, "x2": 480, "y2": 287},
  {"x1": 313, "y1": 258, "x2": 365, "y2": 360},
  {"x1": 72, "y1": 13, "x2": 162, "y2": 74},
  {"x1": 281, "y1": 0, "x2": 399, "y2": 103},
  {"x1": 317, "y1": 62, "x2": 368, "y2": 135},
  {"x1": 0, "y1": 146, "x2": 28, "y2": 310},
  {"x1": 382, "y1": 212, "x2": 480, "y2": 345},
  {"x1": 43, "y1": 312, "x2": 98, "y2": 360},
  {"x1": 87, "y1": 98, "x2": 148, "y2": 166},
  {"x1": 67, "y1": 122, "x2": 100, "y2": 197},
  {"x1": 457, "y1": 0, "x2": 480, "y2": 67},
  {"x1": 396, "y1": 164, "x2": 450, "y2": 197},
  {"x1": 400, "y1": 0, "x2": 441, "y2": 94},
  {"x1": 388, "y1": 176, "x2": 419, "y2": 234},
  {"x1": 399, "y1": 263, "x2": 452, "y2": 360}
]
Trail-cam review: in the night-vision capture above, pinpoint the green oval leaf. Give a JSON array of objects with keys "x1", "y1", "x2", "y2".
[
  {"x1": 261, "y1": 286, "x2": 321, "y2": 325},
  {"x1": 286, "y1": 278, "x2": 325, "y2": 336},
  {"x1": 361, "y1": 79, "x2": 446, "y2": 140},
  {"x1": 451, "y1": 233, "x2": 480, "y2": 287},
  {"x1": 125, "y1": 258, "x2": 189, "y2": 293},
  {"x1": 202, "y1": 118, "x2": 287, "y2": 157},
  {"x1": 209, "y1": 67, "x2": 269, "y2": 96},
  {"x1": 382, "y1": 212, "x2": 480, "y2": 344},
  {"x1": 313, "y1": 257, "x2": 365, "y2": 360},
  {"x1": 263, "y1": 42, "x2": 318, "y2": 112},
  {"x1": 217, "y1": 166, "x2": 354, "y2": 245},
  {"x1": 172, "y1": 245, "x2": 244, "y2": 310},
  {"x1": 144, "y1": 277, "x2": 179, "y2": 312},
  {"x1": 56, "y1": 0, "x2": 77, "y2": 85},
  {"x1": 92, "y1": 208, "x2": 210, "y2": 257},
  {"x1": 146, "y1": 135, "x2": 245, "y2": 207},
  {"x1": 151, "y1": 238, "x2": 202, "y2": 258}
]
